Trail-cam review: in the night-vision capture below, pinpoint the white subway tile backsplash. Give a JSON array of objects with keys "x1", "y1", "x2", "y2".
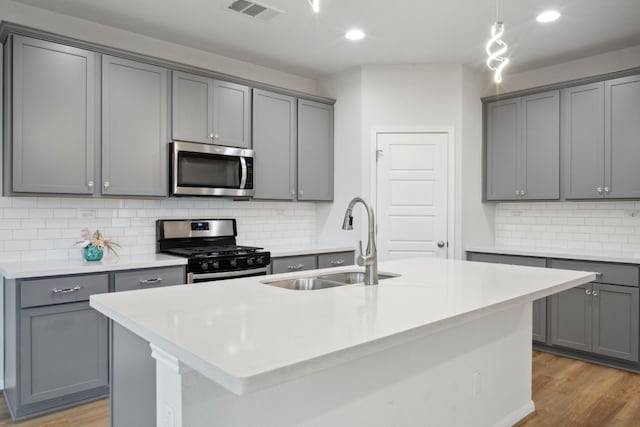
[
  {"x1": 495, "y1": 201, "x2": 640, "y2": 251},
  {"x1": 0, "y1": 196, "x2": 318, "y2": 262}
]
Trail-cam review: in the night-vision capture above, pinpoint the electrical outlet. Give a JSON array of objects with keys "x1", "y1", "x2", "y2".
[
  {"x1": 78, "y1": 209, "x2": 96, "y2": 219},
  {"x1": 472, "y1": 372, "x2": 481, "y2": 396}
]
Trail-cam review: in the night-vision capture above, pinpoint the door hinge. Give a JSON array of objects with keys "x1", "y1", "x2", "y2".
[{"x1": 376, "y1": 149, "x2": 383, "y2": 161}]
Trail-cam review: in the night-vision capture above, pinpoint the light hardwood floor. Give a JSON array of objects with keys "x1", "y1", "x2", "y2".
[{"x1": 0, "y1": 352, "x2": 639, "y2": 426}]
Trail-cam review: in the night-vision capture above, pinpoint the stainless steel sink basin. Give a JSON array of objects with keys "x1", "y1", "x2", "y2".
[
  {"x1": 262, "y1": 271, "x2": 400, "y2": 290},
  {"x1": 315, "y1": 271, "x2": 399, "y2": 284},
  {"x1": 263, "y1": 277, "x2": 346, "y2": 290}
]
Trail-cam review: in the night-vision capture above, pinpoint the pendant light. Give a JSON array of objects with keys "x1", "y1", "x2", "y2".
[
  {"x1": 308, "y1": 0, "x2": 320, "y2": 13},
  {"x1": 485, "y1": 1, "x2": 510, "y2": 83}
]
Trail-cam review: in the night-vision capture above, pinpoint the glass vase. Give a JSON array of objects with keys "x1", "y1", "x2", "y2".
[{"x1": 83, "y1": 245, "x2": 104, "y2": 262}]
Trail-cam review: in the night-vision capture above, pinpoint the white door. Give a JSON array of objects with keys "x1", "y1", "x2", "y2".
[{"x1": 376, "y1": 131, "x2": 449, "y2": 261}]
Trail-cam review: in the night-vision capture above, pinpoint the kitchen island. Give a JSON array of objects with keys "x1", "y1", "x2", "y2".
[{"x1": 90, "y1": 257, "x2": 594, "y2": 427}]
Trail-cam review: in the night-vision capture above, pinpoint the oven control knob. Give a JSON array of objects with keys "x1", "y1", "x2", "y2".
[
  {"x1": 200, "y1": 262, "x2": 209, "y2": 271},
  {"x1": 247, "y1": 257, "x2": 255, "y2": 266},
  {"x1": 257, "y1": 256, "x2": 264, "y2": 265},
  {"x1": 212, "y1": 261, "x2": 220, "y2": 270},
  {"x1": 230, "y1": 259, "x2": 237, "y2": 268}
]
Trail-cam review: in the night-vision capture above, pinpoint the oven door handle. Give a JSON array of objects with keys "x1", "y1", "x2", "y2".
[
  {"x1": 239, "y1": 157, "x2": 248, "y2": 189},
  {"x1": 188, "y1": 267, "x2": 268, "y2": 283}
]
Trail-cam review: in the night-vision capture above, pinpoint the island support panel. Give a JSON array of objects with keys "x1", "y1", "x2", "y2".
[{"x1": 150, "y1": 304, "x2": 535, "y2": 427}]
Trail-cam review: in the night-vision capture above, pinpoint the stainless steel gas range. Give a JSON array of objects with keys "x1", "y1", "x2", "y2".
[{"x1": 156, "y1": 219, "x2": 271, "y2": 283}]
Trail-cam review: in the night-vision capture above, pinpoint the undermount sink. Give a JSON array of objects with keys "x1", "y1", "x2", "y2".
[
  {"x1": 316, "y1": 271, "x2": 399, "y2": 284},
  {"x1": 262, "y1": 271, "x2": 400, "y2": 290}
]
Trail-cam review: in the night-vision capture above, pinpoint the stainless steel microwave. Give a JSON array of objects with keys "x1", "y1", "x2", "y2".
[{"x1": 171, "y1": 141, "x2": 255, "y2": 197}]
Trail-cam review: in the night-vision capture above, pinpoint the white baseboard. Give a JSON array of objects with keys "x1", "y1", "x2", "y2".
[{"x1": 493, "y1": 400, "x2": 535, "y2": 427}]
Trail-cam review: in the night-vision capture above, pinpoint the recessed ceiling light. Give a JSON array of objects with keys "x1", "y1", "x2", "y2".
[
  {"x1": 345, "y1": 29, "x2": 366, "y2": 41},
  {"x1": 536, "y1": 10, "x2": 561, "y2": 23}
]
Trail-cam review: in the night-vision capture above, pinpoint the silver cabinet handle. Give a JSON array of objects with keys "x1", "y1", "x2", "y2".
[
  {"x1": 597, "y1": 187, "x2": 603, "y2": 194},
  {"x1": 593, "y1": 290, "x2": 599, "y2": 297},
  {"x1": 521, "y1": 189, "x2": 526, "y2": 196},
  {"x1": 585, "y1": 289, "x2": 592, "y2": 295},
  {"x1": 88, "y1": 180, "x2": 94, "y2": 189},
  {"x1": 330, "y1": 259, "x2": 345, "y2": 266},
  {"x1": 515, "y1": 190, "x2": 520, "y2": 196},
  {"x1": 604, "y1": 187, "x2": 610, "y2": 194},
  {"x1": 287, "y1": 264, "x2": 304, "y2": 271},
  {"x1": 52, "y1": 285, "x2": 82, "y2": 294},
  {"x1": 139, "y1": 278, "x2": 163, "y2": 286},
  {"x1": 208, "y1": 132, "x2": 215, "y2": 139},
  {"x1": 213, "y1": 134, "x2": 220, "y2": 140},
  {"x1": 104, "y1": 181, "x2": 110, "y2": 190},
  {"x1": 299, "y1": 190, "x2": 304, "y2": 197}
]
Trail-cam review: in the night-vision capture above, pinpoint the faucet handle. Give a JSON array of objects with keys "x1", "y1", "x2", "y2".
[{"x1": 357, "y1": 240, "x2": 365, "y2": 266}]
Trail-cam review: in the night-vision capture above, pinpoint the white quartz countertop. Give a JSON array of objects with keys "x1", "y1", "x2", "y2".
[
  {"x1": 250, "y1": 243, "x2": 355, "y2": 258},
  {"x1": 90, "y1": 257, "x2": 594, "y2": 396},
  {"x1": 0, "y1": 254, "x2": 187, "y2": 279},
  {"x1": 466, "y1": 246, "x2": 640, "y2": 264}
]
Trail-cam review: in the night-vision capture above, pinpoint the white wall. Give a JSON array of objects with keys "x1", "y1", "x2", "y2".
[
  {"x1": 0, "y1": 0, "x2": 318, "y2": 94},
  {"x1": 483, "y1": 43, "x2": 640, "y2": 97},
  {"x1": 316, "y1": 67, "x2": 363, "y2": 246}
]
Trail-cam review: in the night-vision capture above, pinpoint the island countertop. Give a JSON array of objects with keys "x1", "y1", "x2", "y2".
[{"x1": 90, "y1": 257, "x2": 595, "y2": 395}]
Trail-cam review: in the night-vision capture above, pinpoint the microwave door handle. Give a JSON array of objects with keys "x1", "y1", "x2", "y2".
[{"x1": 239, "y1": 157, "x2": 248, "y2": 189}]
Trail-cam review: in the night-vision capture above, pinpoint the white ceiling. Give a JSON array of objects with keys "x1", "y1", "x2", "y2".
[{"x1": 12, "y1": 0, "x2": 640, "y2": 79}]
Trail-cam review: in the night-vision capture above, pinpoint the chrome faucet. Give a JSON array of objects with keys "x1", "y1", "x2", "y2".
[{"x1": 342, "y1": 197, "x2": 378, "y2": 285}]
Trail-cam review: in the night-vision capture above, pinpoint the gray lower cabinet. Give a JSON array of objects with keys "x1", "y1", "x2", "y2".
[
  {"x1": 485, "y1": 91, "x2": 560, "y2": 201},
  {"x1": 172, "y1": 71, "x2": 251, "y2": 148},
  {"x1": 271, "y1": 251, "x2": 355, "y2": 275},
  {"x1": 466, "y1": 252, "x2": 547, "y2": 343},
  {"x1": 550, "y1": 283, "x2": 639, "y2": 362},
  {"x1": 102, "y1": 56, "x2": 169, "y2": 197},
  {"x1": 3, "y1": 273, "x2": 109, "y2": 420},
  {"x1": 110, "y1": 266, "x2": 185, "y2": 427},
  {"x1": 297, "y1": 100, "x2": 334, "y2": 201},
  {"x1": 252, "y1": 89, "x2": 297, "y2": 200},
  {"x1": 10, "y1": 35, "x2": 98, "y2": 195}
]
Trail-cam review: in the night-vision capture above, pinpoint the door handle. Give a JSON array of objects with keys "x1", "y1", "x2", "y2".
[{"x1": 437, "y1": 241, "x2": 446, "y2": 248}]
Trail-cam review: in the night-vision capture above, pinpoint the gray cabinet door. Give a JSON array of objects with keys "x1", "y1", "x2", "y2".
[
  {"x1": 592, "y1": 283, "x2": 639, "y2": 362},
  {"x1": 521, "y1": 91, "x2": 559, "y2": 200},
  {"x1": 20, "y1": 301, "x2": 108, "y2": 405},
  {"x1": 101, "y1": 56, "x2": 168, "y2": 197},
  {"x1": 486, "y1": 98, "x2": 520, "y2": 200},
  {"x1": 550, "y1": 284, "x2": 592, "y2": 352},
  {"x1": 252, "y1": 89, "x2": 297, "y2": 200},
  {"x1": 212, "y1": 80, "x2": 251, "y2": 148},
  {"x1": 172, "y1": 71, "x2": 214, "y2": 144},
  {"x1": 532, "y1": 299, "x2": 547, "y2": 344},
  {"x1": 562, "y1": 82, "x2": 605, "y2": 199},
  {"x1": 297, "y1": 99, "x2": 334, "y2": 201},
  {"x1": 605, "y1": 75, "x2": 640, "y2": 198},
  {"x1": 12, "y1": 35, "x2": 98, "y2": 194}
]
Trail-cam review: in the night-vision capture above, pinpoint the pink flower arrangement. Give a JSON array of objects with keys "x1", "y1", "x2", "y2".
[{"x1": 75, "y1": 227, "x2": 120, "y2": 255}]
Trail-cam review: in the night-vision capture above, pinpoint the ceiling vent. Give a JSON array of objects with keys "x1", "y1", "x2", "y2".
[{"x1": 227, "y1": 0, "x2": 281, "y2": 21}]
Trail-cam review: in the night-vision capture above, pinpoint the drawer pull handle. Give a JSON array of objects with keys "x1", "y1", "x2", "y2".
[
  {"x1": 330, "y1": 259, "x2": 345, "y2": 266},
  {"x1": 139, "y1": 278, "x2": 163, "y2": 286},
  {"x1": 288, "y1": 264, "x2": 304, "y2": 271},
  {"x1": 52, "y1": 285, "x2": 82, "y2": 294}
]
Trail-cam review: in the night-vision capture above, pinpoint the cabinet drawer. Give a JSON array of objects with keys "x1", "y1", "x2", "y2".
[
  {"x1": 114, "y1": 267, "x2": 185, "y2": 292},
  {"x1": 467, "y1": 252, "x2": 546, "y2": 268},
  {"x1": 21, "y1": 274, "x2": 109, "y2": 309},
  {"x1": 271, "y1": 255, "x2": 317, "y2": 274},
  {"x1": 318, "y1": 251, "x2": 355, "y2": 269},
  {"x1": 550, "y1": 259, "x2": 639, "y2": 287}
]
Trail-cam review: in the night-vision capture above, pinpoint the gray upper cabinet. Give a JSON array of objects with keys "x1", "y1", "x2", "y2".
[
  {"x1": 172, "y1": 71, "x2": 213, "y2": 144},
  {"x1": 11, "y1": 35, "x2": 98, "y2": 195},
  {"x1": 102, "y1": 56, "x2": 168, "y2": 197},
  {"x1": 486, "y1": 91, "x2": 560, "y2": 201},
  {"x1": 563, "y1": 75, "x2": 640, "y2": 199},
  {"x1": 562, "y1": 82, "x2": 605, "y2": 199},
  {"x1": 297, "y1": 99, "x2": 334, "y2": 201},
  {"x1": 212, "y1": 80, "x2": 251, "y2": 148},
  {"x1": 521, "y1": 91, "x2": 560, "y2": 199},
  {"x1": 252, "y1": 89, "x2": 297, "y2": 200},
  {"x1": 486, "y1": 98, "x2": 520, "y2": 200},
  {"x1": 605, "y1": 75, "x2": 640, "y2": 199},
  {"x1": 172, "y1": 71, "x2": 251, "y2": 148}
]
